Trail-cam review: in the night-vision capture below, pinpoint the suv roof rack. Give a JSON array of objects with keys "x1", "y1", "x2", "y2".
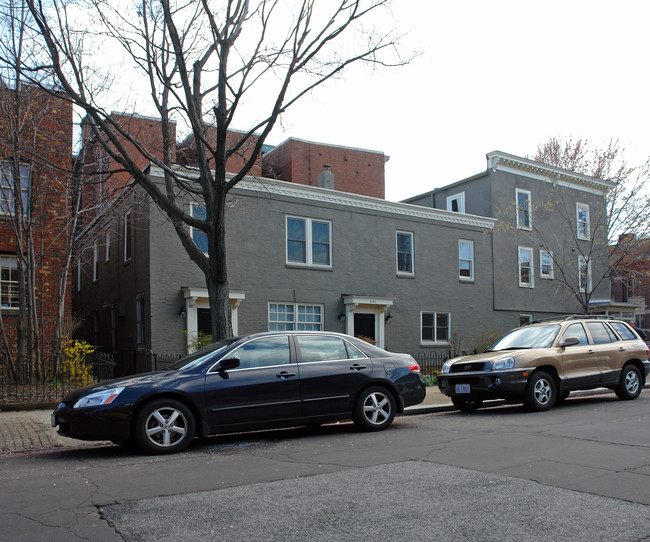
[{"x1": 523, "y1": 314, "x2": 616, "y2": 326}]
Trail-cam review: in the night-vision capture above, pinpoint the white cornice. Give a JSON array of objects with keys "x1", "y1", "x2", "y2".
[
  {"x1": 486, "y1": 151, "x2": 616, "y2": 195},
  {"x1": 147, "y1": 165, "x2": 496, "y2": 230}
]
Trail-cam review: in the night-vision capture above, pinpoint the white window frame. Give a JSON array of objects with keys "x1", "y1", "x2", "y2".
[
  {"x1": 0, "y1": 255, "x2": 19, "y2": 308},
  {"x1": 519, "y1": 314, "x2": 533, "y2": 326},
  {"x1": 124, "y1": 211, "x2": 133, "y2": 262},
  {"x1": 105, "y1": 229, "x2": 111, "y2": 262},
  {"x1": 0, "y1": 161, "x2": 30, "y2": 216},
  {"x1": 540, "y1": 249, "x2": 554, "y2": 279},
  {"x1": 578, "y1": 255, "x2": 592, "y2": 293},
  {"x1": 268, "y1": 302, "x2": 323, "y2": 331},
  {"x1": 190, "y1": 204, "x2": 208, "y2": 255},
  {"x1": 515, "y1": 188, "x2": 532, "y2": 230},
  {"x1": 396, "y1": 231, "x2": 414, "y2": 276},
  {"x1": 93, "y1": 239, "x2": 99, "y2": 282},
  {"x1": 446, "y1": 192, "x2": 465, "y2": 213},
  {"x1": 458, "y1": 239, "x2": 474, "y2": 281},
  {"x1": 420, "y1": 311, "x2": 451, "y2": 345},
  {"x1": 576, "y1": 203, "x2": 590, "y2": 240},
  {"x1": 518, "y1": 246, "x2": 534, "y2": 288},
  {"x1": 286, "y1": 216, "x2": 332, "y2": 268}
]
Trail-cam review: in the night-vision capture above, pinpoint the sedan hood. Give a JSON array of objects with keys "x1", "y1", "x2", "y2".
[{"x1": 61, "y1": 370, "x2": 181, "y2": 403}]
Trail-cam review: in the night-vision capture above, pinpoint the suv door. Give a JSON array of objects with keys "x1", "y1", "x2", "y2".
[
  {"x1": 295, "y1": 335, "x2": 372, "y2": 417},
  {"x1": 560, "y1": 322, "x2": 601, "y2": 388},
  {"x1": 584, "y1": 321, "x2": 624, "y2": 384}
]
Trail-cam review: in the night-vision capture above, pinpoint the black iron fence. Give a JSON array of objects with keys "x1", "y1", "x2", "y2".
[{"x1": 409, "y1": 350, "x2": 451, "y2": 378}]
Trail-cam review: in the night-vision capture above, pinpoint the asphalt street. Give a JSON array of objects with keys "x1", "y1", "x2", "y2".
[{"x1": 1, "y1": 390, "x2": 649, "y2": 541}]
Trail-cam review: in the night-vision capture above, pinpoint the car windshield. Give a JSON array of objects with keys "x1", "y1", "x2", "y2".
[
  {"x1": 166, "y1": 339, "x2": 237, "y2": 370},
  {"x1": 487, "y1": 325, "x2": 560, "y2": 351}
]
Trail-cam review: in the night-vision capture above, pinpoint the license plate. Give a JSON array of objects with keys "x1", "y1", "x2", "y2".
[
  {"x1": 51, "y1": 413, "x2": 56, "y2": 428},
  {"x1": 455, "y1": 384, "x2": 470, "y2": 394}
]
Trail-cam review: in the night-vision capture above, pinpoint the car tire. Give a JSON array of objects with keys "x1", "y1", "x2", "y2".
[
  {"x1": 133, "y1": 399, "x2": 196, "y2": 454},
  {"x1": 353, "y1": 386, "x2": 396, "y2": 431},
  {"x1": 451, "y1": 396, "x2": 483, "y2": 412},
  {"x1": 614, "y1": 365, "x2": 642, "y2": 400},
  {"x1": 523, "y1": 371, "x2": 556, "y2": 412}
]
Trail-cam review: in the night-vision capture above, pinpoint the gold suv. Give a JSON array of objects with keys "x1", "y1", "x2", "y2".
[{"x1": 437, "y1": 316, "x2": 650, "y2": 412}]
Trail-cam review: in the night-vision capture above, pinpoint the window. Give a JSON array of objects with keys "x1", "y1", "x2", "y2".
[
  {"x1": 458, "y1": 240, "x2": 474, "y2": 281},
  {"x1": 516, "y1": 189, "x2": 531, "y2": 229},
  {"x1": 576, "y1": 203, "x2": 590, "y2": 240},
  {"x1": 93, "y1": 239, "x2": 99, "y2": 282},
  {"x1": 136, "y1": 295, "x2": 145, "y2": 348},
  {"x1": 578, "y1": 255, "x2": 591, "y2": 293},
  {"x1": 231, "y1": 336, "x2": 291, "y2": 369},
  {"x1": 269, "y1": 303, "x2": 323, "y2": 331},
  {"x1": 518, "y1": 247, "x2": 534, "y2": 288},
  {"x1": 286, "y1": 216, "x2": 331, "y2": 267},
  {"x1": 610, "y1": 322, "x2": 637, "y2": 341},
  {"x1": 105, "y1": 229, "x2": 111, "y2": 261},
  {"x1": 421, "y1": 312, "x2": 450, "y2": 344},
  {"x1": 0, "y1": 161, "x2": 30, "y2": 215},
  {"x1": 586, "y1": 322, "x2": 618, "y2": 344},
  {"x1": 0, "y1": 255, "x2": 19, "y2": 308},
  {"x1": 296, "y1": 335, "x2": 351, "y2": 362},
  {"x1": 519, "y1": 314, "x2": 533, "y2": 327},
  {"x1": 447, "y1": 192, "x2": 465, "y2": 213},
  {"x1": 540, "y1": 250, "x2": 553, "y2": 279},
  {"x1": 124, "y1": 211, "x2": 133, "y2": 261},
  {"x1": 562, "y1": 323, "x2": 588, "y2": 346},
  {"x1": 396, "y1": 231, "x2": 414, "y2": 275},
  {"x1": 191, "y1": 204, "x2": 208, "y2": 254}
]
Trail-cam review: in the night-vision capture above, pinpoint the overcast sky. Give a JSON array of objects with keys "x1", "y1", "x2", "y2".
[{"x1": 264, "y1": 0, "x2": 650, "y2": 202}]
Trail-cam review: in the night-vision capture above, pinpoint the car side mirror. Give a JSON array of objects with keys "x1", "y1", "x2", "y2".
[
  {"x1": 559, "y1": 336, "x2": 580, "y2": 348},
  {"x1": 217, "y1": 358, "x2": 240, "y2": 371}
]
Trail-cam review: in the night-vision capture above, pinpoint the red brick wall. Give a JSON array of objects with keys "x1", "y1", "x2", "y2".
[
  {"x1": 262, "y1": 138, "x2": 386, "y2": 199},
  {"x1": 0, "y1": 85, "x2": 73, "y2": 361}
]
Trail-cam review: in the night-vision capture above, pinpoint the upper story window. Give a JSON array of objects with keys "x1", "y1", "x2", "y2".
[
  {"x1": 540, "y1": 250, "x2": 553, "y2": 279},
  {"x1": 0, "y1": 161, "x2": 30, "y2": 215},
  {"x1": 105, "y1": 229, "x2": 111, "y2": 261},
  {"x1": 0, "y1": 255, "x2": 19, "y2": 308},
  {"x1": 269, "y1": 303, "x2": 323, "y2": 331},
  {"x1": 396, "y1": 231, "x2": 414, "y2": 275},
  {"x1": 515, "y1": 189, "x2": 531, "y2": 229},
  {"x1": 286, "y1": 216, "x2": 332, "y2": 268},
  {"x1": 124, "y1": 211, "x2": 133, "y2": 262},
  {"x1": 578, "y1": 255, "x2": 592, "y2": 293},
  {"x1": 421, "y1": 312, "x2": 450, "y2": 345},
  {"x1": 458, "y1": 239, "x2": 474, "y2": 281},
  {"x1": 576, "y1": 203, "x2": 590, "y2": 240},
  {"x1": 93, "y1": 239, "x2": 99, "y2": 282},
  {"x1": 446, "y1": 192, "x2": 465, "y2": 213},
  {"x1": 518, "y1": 246, "x2": 534, "y2": 288},
  {"x1": 191, "y1": 204, "x2": 208, "y2": 254}
]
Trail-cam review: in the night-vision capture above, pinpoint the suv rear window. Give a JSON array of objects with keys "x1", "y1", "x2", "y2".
[
  {"x1": 586, "y1": 322, "x2": 619, "y2": 344},
  {"x1": 609, "y1": 322, "x2": 637, "y2": 341}
]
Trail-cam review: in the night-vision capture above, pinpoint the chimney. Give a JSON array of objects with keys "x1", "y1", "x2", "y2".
[{"x1": 318, "y1": 164, "x2": 335, "y2": 190}]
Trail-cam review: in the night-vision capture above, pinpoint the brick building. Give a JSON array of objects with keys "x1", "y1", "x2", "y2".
[
  {"x1": 0, "y1": 83, "x2": 73, "y2": 367},
  {"x1": 610, "y1": 234, "x2": 650, "y2": 330}
]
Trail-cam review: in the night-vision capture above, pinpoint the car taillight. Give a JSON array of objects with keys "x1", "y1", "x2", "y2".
[{"x1": 408, "y1": 364, "x2": 421, "y2": 374}]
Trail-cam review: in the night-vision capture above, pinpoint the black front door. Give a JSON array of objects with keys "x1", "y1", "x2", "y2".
[
  {"x1": 197, "y1": 308, "x2": 212, "y2": 336},
  {"x1": 354, "y1": 313, "x2": 375, "y2": 341}
]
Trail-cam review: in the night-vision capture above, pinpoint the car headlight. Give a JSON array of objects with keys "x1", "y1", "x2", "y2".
[
  {"x1": 73, "y1": 387, "x2": 125, "y2": 409},
  {"x1": 441, "y1": 362, "x2": 452, "y2": 374},
  {"x1": 492, "y1": 357, "x2": 515, "y2": 371}
]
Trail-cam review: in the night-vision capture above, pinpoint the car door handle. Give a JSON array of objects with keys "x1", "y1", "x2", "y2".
[
  {"x1": 276, "y1": 371, "x2": 296, "y2": 379},
  {"x1": 350, "y1": 364, "x2": 367, "y2": 371},
  {"x1": 619, "y1": 347, "x2": 626, "y2": 351}
]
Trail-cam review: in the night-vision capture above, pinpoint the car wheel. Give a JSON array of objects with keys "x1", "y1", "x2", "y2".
[
  {"x1": 133, "y1": 399, "x2": 196, "y2": 454},
  {"x1": 523, "y1": 371, "x2": 556, "y2": 412},
  {"x1": 451, "y1": 396, "x2": 483, "y2": 412},
  {"x1": 614, "y1": 365, "x2": 642, "y2": 400},
  {"x1": 353, "y1": 386, "x2": 396, "y2": 431}
]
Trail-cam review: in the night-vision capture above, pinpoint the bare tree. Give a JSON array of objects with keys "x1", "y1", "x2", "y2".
[
  {"x1": 25, "y1": 0, "x2": 407, "y2": 340},
  {"x1": 0, "y1": 0, "x2": 79, "y2": 382},
  {"x1": 530, "y1": 137, "x2": 650, "y2": 312}
]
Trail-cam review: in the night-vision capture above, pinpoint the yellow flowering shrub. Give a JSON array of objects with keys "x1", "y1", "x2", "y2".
[{"x1": 61, "y1": 338, "x2": 95, "y2": 386}]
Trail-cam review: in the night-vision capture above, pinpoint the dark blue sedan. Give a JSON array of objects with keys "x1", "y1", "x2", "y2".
[{"x1": 52, "y1": 332, "x2": 425, "y2": 454}]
